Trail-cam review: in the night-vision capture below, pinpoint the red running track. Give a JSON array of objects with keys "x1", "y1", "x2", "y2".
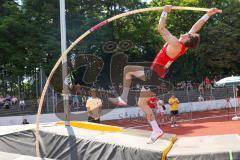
[{"x1": 103, "y1": 109, "x2": 240, "y2": 137}]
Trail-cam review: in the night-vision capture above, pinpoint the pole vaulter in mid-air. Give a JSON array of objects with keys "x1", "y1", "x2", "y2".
[{"x1": 109, "y1": 5, "x2": 222, "y2": 144}]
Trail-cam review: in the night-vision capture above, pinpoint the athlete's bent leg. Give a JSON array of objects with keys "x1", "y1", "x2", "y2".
[{"x1": 109, "y1": 65, "x2": 145, "y2": 106}]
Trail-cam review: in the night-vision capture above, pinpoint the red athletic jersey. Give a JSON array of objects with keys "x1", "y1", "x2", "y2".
[
  {"x1": 147, "y1": 97, "x2": 158, "y2": 108},
  {"x1": 150, "y1": 42, "x2": 188, "y2": 79}
]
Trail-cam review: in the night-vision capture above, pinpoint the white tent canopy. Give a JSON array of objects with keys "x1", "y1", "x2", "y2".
[
  {"x1": 215, "y1": 76, "x2": 240, "y2": 87},
  {"x1": 215, "y1": 76, "x2": 240, "y2": 120}
]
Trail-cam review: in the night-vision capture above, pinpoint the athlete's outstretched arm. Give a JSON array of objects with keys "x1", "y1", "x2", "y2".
[
  {"x1": 189, "y1": 8, "x2": 222, "y2": 34},
  {"x1": 158, "y1": 5, "x2": 179, "y2": 48}
]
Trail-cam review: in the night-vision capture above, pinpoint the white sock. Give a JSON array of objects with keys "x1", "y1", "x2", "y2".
[
  {"x1": 150, "y1": 120, "x2": 161, "y2": 133},
  {"x1": 120, "y1": 87, "x2": 130, "y2": 101}
]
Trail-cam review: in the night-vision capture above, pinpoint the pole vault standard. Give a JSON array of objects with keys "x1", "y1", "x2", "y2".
[{"x1": 35, "y1": 6, "x2": 211, "y2": 157}]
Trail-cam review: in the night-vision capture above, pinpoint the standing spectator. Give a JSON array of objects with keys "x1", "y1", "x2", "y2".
[
  {"x1": 198, "y1": 82, "x2": 204, "y2": 95},
  {"x1": 136, "y1": 83, "x2": 141, "y2": 91},
  {"x1": 168, "y1": 94, "x2": 180, "y2": 128},
  {"x1": 82, "y1": 95, "x2": 87, "y2": 106},
  {"x1": 147, "y1": 93, "x2": 165, "y2": 125},
  {"x1": 156, "y1": 98, "x2": 166, "y2": 124},
  {"x1": 118, "y1": 83, "x2": 123, "y2": 93},
  {"x1": 225, "y1": 98, "x2": 232, "y2": 109},
  {"x1": 198, "y1": 95, "x2": 204, "y2": 101},
  {"x1": 19, "y1": 99, "x2": 26, "y2": 111},
  {"x1": 237, "y1": 87, "x2": 240, "y2": 105},
  {"x1": 147, "y1": 93, "x2": 158, "y2": 110},
  {"x1": 86, "y1": 89, "x2": 102, "y2": 123},
  {"x1": 72, "y1": 95, "x2": 80, "y2": 111},
  {"x1": 74, "y1": 83, "x2": 81, "y2": 95},
  {"x1": 204, "y1": 76, "x2": 212, "y2": 90}
]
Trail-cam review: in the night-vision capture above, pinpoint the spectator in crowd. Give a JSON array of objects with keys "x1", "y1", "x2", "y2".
[
  {"x1": 208, "y1": 95, "x2": 215, "y2": 101},
  {"x1": 22, "y1": 119, "x2": 29, "y2": 125},
  {"x1": 198, "y1": 82, "x2": 204, "y2": 95},
  {"x1": 118, "y1": 83, "x2": 123, "y2": 93},
  {"x1": 168, "y1": 94, "x2": 180, "y2": 128},
  {"x1": 74, "y1": 83, "x2": 81, "y2": 95},
  {"x1": 160, "y1": 82, "x2": 168, "y2": 93},
  {"x1": 156, "y1": 97, "x2": 166, "y2": 124},
  {"x1": 198, "y1": 95, "x2": 204, "y2": 101},
  {"x1": 11, "y1": 96, "x2": 18, "y2": 105},
  {"x1": 72, "y1": 95, "x2": 80, "y2": 111},
  {"x1": 237, "y1": 87, "x2": 240, "y2": 105},
  {"x1": 136, "y1": 83, "x2": 140, "y2": 90},
  {"x1": 147, "y1": 93, "x2": 158, "y2": 111},
  {"x1": 181, "y1": 81, "x2": 186, "y2": 90},
  {"x1": 225, "y1": 97, "x2": 232, "y2": 109},
  {"x1": 86, "y1": 89, "x2": 102, "y2": 123},
  {"x1": 82, "y1": 95, "x2": 88, "y2": 106},
  {"x1": 19, "y1": 99, "x2": 26, "y2": 111},
  {"x1": 5, "y1": 94, "x2": 11, "y2": 101},
  {"x1": 176, "y1": 81, "x2": 189, "y2": 90},
  {"x1": 146, "y1": 93, "x2": 165, "y2": 128},
  {"x1": 186, "y1": 81, "x2": 193, "y2": 90},
  {"x1": 204, "y1": 76, "x2": 212, "y2": 90},
  {"x1": 37, "y1": 97, "x2": 40, "y2": 104},
  {"x1": 0, "y1": 95, "x2": 5, "y2": 107},
  {"x1": 212, "y1": 76, "x2": 218, "y2": 85},
  {"x1": 4, "y1": 95, "x2": 12, "y2": 109}
]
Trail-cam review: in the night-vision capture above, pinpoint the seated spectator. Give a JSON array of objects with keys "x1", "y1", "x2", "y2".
[
  {"x1": 181, "y1": 81, "x2": 186, "y2": 90},
  {"x1": 22, "y1": 119, "x2": 29, "y2": 125},
  {"x1": 4, "y1": 97, "x2": 12, "y2": 109},
  {"x1": 208, "y1": 95, "x2": 215, "y2": 101},
  {"x1": 5, "y1": 94, "x2": 11, "y2": 101},
  {"x1": 198, "y1": 95, "x2": 204, "y2": 101},
  {"x1": 11, "y1": 96, "x2": 18, "y2": 105},
  {"x1": 160, "y1": 82, "x2": 168, "y2": 93},
  {"x1": 187, "y1": 81, "x2": 193, "y2": 90},
  {"x1": 0, "y1": 95, "x2": 5, "y2": 107},
  {"x1": 19, "y1": 99, "x2": 26, "y2": 110},
  {"x1": 176, "y1": 82, "x2": 182, "y2": 90}
]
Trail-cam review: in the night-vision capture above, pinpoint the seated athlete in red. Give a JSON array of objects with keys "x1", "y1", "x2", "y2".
[{"x1": 109, "y1": 6, "x2": 221, "y2": 143}]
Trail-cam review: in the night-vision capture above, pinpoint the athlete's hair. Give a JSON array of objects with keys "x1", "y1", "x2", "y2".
[
  {"x1": 90, "y1": 88, "x2": 97, "y2": 93},
  {"x1": 184, "y1": 33, "x2": 200, "y2": 48}
]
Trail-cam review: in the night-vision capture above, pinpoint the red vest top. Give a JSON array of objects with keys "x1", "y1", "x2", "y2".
[
  {"x1": 147, "y1": 97, "x2": 158, "y2": 108},
  {"x1": 150, "y1": 42, "x2": 188, "y2": 79}
]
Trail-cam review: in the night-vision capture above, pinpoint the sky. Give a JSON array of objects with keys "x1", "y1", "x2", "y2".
[
  {"x1": 142, "y1": 0, "x2": 152, "y2": 4},
  {"x1": 15, "y1": 0, "x2": 22, "y2": 5}
]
